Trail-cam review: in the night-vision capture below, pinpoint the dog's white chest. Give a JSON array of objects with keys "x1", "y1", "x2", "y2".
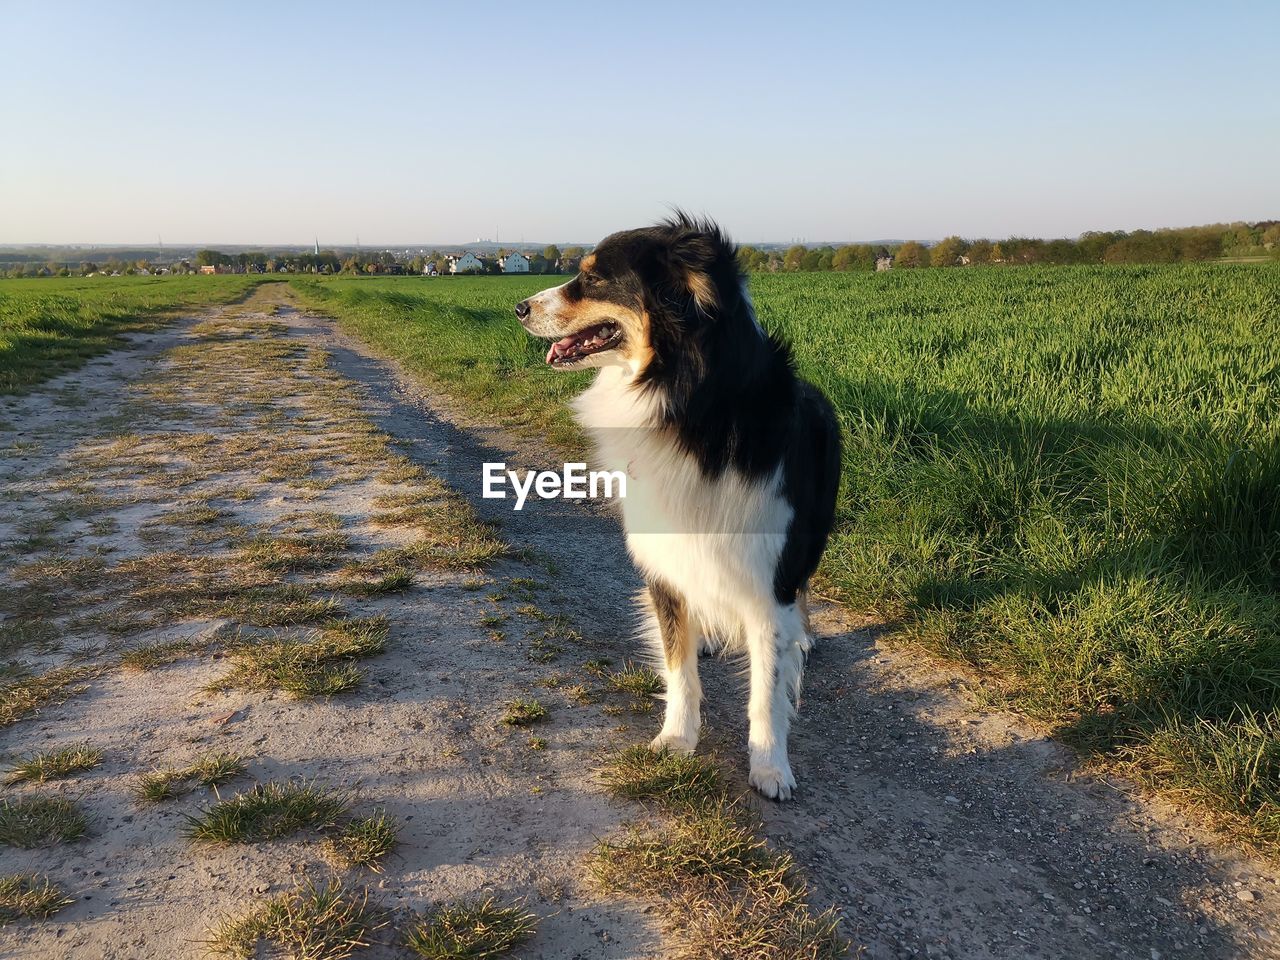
[{"x1": 572, "y1": 370, "x2": 792, "y2": 629}]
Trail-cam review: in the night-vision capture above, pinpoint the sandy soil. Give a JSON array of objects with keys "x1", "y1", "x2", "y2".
[{"x1": 1, "y1": 288, "x2": 1277, "y2": 959}]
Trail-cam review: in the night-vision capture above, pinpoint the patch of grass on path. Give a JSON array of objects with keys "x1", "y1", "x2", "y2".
[
  {"x1": 209, "y1": 618, "x2": 387, "y2": 699},
  {"x1": 205, "y1": 876, "x2": 385, "y2": 960},
  {"x1": 0, "y1": 874, "x2": 75, "y2": 926},
  {"x1": 404, "y1": 897, "x2": 537, "y2": 959},
  {"x1": 323, "y1": 811, "x2": 399, "y2": 872},
  {"x1": 136, "y1": 751, "x2": 247, "y2": 802},
  {"x1": 0, "y1": 666, "x2": 98, "y2": 727},
  {"x1": 185, "y1": 781, "x2": 350, "y2": 844},
  {"x1": 5, "y1": 743, "x2": 102, "y2": 784},
  {"x1": 593, "y1": 747, "x2": 847, "y2": 959},
  {"x1": 0, "y1": 796, "x2": 87, "y2": 848},
  {"x1": 501, "y1": 698, "x2": 548, "y2": 727}
]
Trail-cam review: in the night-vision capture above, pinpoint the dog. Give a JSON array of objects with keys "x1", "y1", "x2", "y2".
[{"x1": 515, "y1": 214, "x2": 841, "y2": 799}]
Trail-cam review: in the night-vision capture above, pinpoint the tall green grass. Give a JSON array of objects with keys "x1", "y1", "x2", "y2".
[
  {"x1": 292, "y1": 264, "x2": 1280, "y2": 848},
  {"x1": 0, "y1": 275, "x2": 260, "y2": 392}
]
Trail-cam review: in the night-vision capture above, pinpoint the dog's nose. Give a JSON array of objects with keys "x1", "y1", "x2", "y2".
[{"x1": 514, "y1": 300, "x2": 531, "y2": 320}]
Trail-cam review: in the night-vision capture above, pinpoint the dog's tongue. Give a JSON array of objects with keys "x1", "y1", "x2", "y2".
[{"x1": 546, "y1": 335, "x2": 578, "y2": 364}]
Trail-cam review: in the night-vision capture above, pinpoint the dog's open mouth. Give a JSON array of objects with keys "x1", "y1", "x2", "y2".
[{"x1": 544, "y1": 322, "x2": 624, "y2": 366}]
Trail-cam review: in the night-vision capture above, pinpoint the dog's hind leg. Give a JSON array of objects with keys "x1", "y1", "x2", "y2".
[
  {"x1": 797, "y1": 587, "x2": 816, "y2": 656},
  {"x1": 746, "y1": 602, "x2": 807, "y2": 800},
  {"x1": 643, "y1": 579, "x2": 701, "y2": 755}
]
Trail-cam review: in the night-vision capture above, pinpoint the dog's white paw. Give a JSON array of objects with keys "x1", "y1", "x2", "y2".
[
  {"x1": 749, "y1": 760, "x2": 797, "y2": 801},
  {"x1": 650, "y1": 732, "x2": 697, "y2": 755}
]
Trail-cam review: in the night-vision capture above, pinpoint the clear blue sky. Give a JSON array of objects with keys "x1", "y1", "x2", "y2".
[{"x1": 3, "y1": 0, "x2": 1276, "y2": 245}]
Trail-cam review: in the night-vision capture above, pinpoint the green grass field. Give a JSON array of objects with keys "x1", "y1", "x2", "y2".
[
  {"x1": 0, "y1": 275, "x2": 261, "y2": 393},
  {"x1": 290, "y1": 265, "x2": 1280, "y2": 848}
]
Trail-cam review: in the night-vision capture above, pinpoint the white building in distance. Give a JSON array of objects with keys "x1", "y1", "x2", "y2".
[
  {"x1": 449, "y1": 252, "x2": 486, "y2": 274},
  {"x1": 500, "y1": 251, "x2": 530, "y2": 273}
]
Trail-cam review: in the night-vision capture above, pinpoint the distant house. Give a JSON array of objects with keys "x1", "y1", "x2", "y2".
[
  {"x1": 874, "y1": 255, "x2": 893, "y2": 272},
  {"x1": 449, "y1": 252, "x2": 486, "y2": 274},
  {"x1": 199, "y1": 265, "x2": 218, "y2": 275},
  {"x1": 501, "y1": 251, "x2": 530, "y2": 273},
  {"x1": 423, "y1": 261, "x2": 439, "y2": 276}
]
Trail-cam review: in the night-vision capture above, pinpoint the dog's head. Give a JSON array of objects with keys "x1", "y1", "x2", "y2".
[{"x1": 515, "y1": 214, "x2": 743, "y2": 375}]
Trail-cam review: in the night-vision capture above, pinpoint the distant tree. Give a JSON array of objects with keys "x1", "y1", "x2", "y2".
[
  {"x1": 1043, "y1": 239, "x2": 1079, "y2": 264},
  {"x1": 562, "y1": 245, "x2": 586, "y2": 259},
  {"x1": 737, "y1": 245, "x2": 769, "y2": 271},
  {"x1": 799, "y1": 249, "x2": 821, "y2": 271},
  {"x1": 967, "y1": 240, "x2": 993, "y2": 265},
  {"x1": 782, "y1": 245, "x2": 806, "y2": 272},
  {"x1": 1076, "y1": 231, "x2": 1119, "y2": 263},
  {"x1": 990, "y1": 242, "x2": 1005, "y2": 263},
  {"x1": 1182, "y1": 230, "x2": 1223, "y2": 261},
  {"x1": 80, "y1": 261, "x2": 98, "y2": 275},
  {"x1": 930, "y1": 236, "x2": 969, "y2": 268},
  {"x1": 543, "y1": 244, "x2": 562, "y2": 262},
  {"x1": 893, "y1": 241, "x2": 928, "y2": 269},
  {"x1": 832, "y1": 244, "x2": 875, "y2": 271}
]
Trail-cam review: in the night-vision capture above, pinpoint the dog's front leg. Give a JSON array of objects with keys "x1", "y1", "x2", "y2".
[
  {"x1": 746, "y1": 605, "x2": 805, "y2": 800},
  {"x1": 644, "y1": 579, "x2": 701, "y2": 754}
]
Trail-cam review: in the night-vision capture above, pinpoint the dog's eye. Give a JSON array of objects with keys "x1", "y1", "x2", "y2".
[{"x1": 582, "y1": 273, "x2": 604, "y2": 286}]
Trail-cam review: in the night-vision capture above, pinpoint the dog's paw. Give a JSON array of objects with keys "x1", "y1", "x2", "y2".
[
  {"x1": 749, "y1": 761, "x2": 797, "y2": 801},
  {"x1": 650, "y1": 732, "x2": 697, "y2": 755}
]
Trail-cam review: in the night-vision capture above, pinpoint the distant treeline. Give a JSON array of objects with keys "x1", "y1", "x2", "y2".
[
  {"x1": 1, "y1": 245, "x2": 592, "y2": 279},
  {"x1": 742, "y1": 221, "x2": 1280, "y2": 271},
  {"x1": 4, "y1": 221, "x2": 1277, "y2": 279}
]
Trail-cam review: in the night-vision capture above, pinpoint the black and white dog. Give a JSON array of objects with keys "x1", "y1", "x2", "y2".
[{"x1": 515, "y1": 215, "x2": 840, "y2": 798}]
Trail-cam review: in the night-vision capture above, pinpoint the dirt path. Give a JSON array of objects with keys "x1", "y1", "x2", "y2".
[
  {"x1": 0, "y1": 290, "x2": 660, "y2": 958},
  {"x1": 1, "y1": 288, "x2": 1277, "y2": 959}
]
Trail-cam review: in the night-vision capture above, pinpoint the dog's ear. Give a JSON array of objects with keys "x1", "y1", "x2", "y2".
[{"x1": 666, "y1": 228, "x2": 719, "y2": 315}]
